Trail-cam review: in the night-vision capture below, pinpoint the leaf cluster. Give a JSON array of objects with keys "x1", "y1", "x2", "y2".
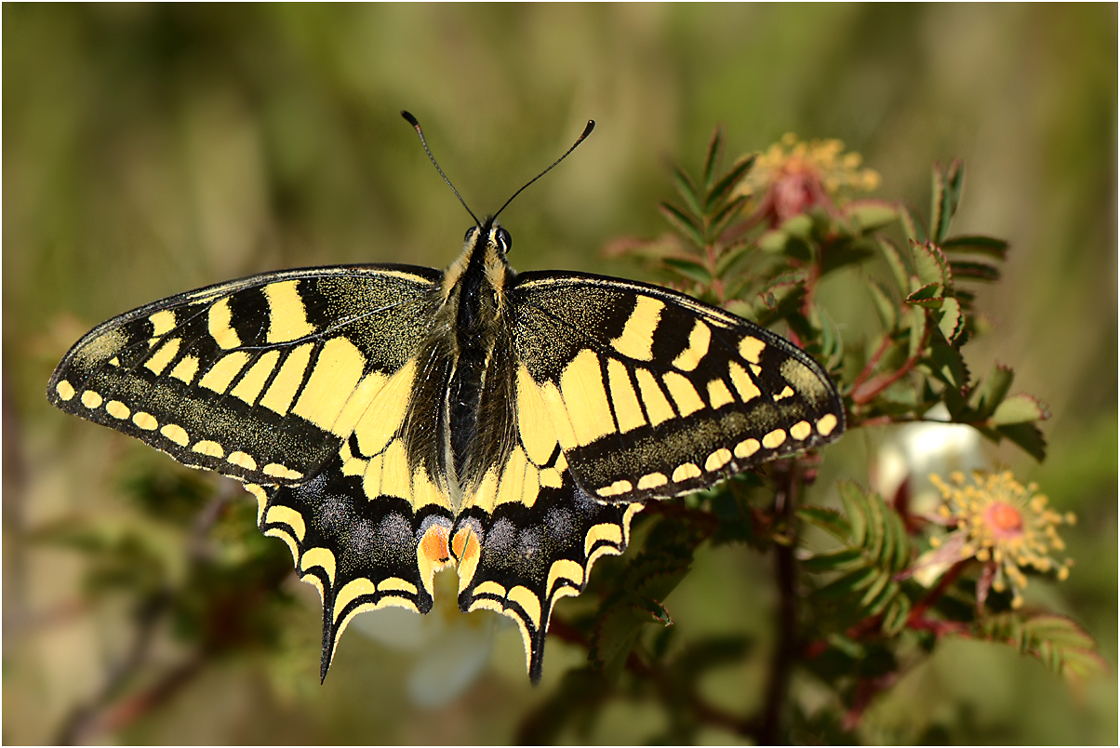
[
  {"x1": 972, "y1": 612, "x2": 1107, "y2": 684},
  {"x1": 584, "y1": 133, "x2": 1103, "y2": 742},
  {"x1": 615, "y1": 142, "x2": 1051, "y2": 462},
  {"x1": 799, "y1": 483, "x2": 913, "y2": 636}
]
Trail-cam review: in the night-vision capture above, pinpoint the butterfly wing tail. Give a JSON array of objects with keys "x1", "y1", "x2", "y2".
[
  {"x1": 251, "y1": 458, "x2": 455, "y2": 681},
  {"x1": 453, "y1": 479, "x2": 643, "y2": 684}
]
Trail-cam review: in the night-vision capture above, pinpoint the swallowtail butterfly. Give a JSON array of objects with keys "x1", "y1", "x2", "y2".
[{"x1": 48, "y1": 113, "x2": 844, "y2": 683}]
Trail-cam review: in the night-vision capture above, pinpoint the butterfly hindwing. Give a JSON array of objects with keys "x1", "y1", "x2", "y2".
[
  {"x1": 453, "y1": 477, "x2": 642, "y2": 683},
  {"x1": 252, "y1": 453, "x2": 455, "y2": 681},
  {"x1": 508, "y1": 271, "x2": 845, "y2": 503},
  {"x1": 48, "y1": 265, "x2": 441, "y2": 484}
]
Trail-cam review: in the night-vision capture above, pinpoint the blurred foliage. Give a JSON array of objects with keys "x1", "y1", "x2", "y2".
[{"x1": 4, "y1": 4, "x2": 1115, "y2": 745}]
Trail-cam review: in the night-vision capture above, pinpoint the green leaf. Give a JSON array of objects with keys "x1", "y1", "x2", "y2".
[
  {"x1": 930, "y1": 160, "x2": 964, "y2": 244},
  {"x1": 997, "y1": 422, "x2": 1048, "y2": 461},
  {"x1": 713, "y1": 238, "x2": 751, "y2": 277},
  {"x1": 797, "y1": 506, "x2": 852, "y2": 542},
  {"x1": 663, "y1": 256, "x2": 713, "y2": 284},
  {"x1": 941, "y1": 234, "x2": 1010, "y2": 260},
  {"x1": 782, "y1": 213, "x2": 813, "y2": 240},
  {"x1": 705, "y1": 156, "x2": 754, "y2": 212},
  {"x1": 864, "y1": 488, "x2": 887, "y2": 564},
  {"x1": 635, "y1": 566, "x2": 690, "y2": 604},
  {"x1": 911, "y1": 240, "x2": 952, "y2": 289},
  {"x1": 753, "y1": 279, "x2": 806, "y2": 327},
  {"x1": 838, "y1": 482, "x2": 868, "y2": 547},
  {"x1": 974, "y1": 364, "x2": 1014, "y2": 420},
  {"x1": 801, "y1": 547, "x2": 867, "y2": 573},
  {"x1": 821, "y1": 308, "x2": 844, "y2": 370},
  {"x1": 949, "y1": 260, "x2": 1001, "y2": 282},
  {"x1": 672, "y1": 166, "x2": 704, "y2": 219},
  {"x1": 899, "y1": 205, "x2": 928, "y2": 245},
  {"x1": 938, "y1": 297, "x2": 963, "y2": 344},
  {"x1": 906, "y1": 282, "x2": 944, "y2": 307},
  {"x1": 886, "y1": 507, "x2": 912, "y2": 574},
  {"x1": 658, "y1": 202, "x2": 706, "y2": 248},
  {"x1": 819, "y1": 566, "x2": 881, "y2": 601},
  {"x1": 844, "y1": 200, "x2": 899, "y2": 233},
  {"x1": 882, "y1": 595, "x2": 911, "y2": 636},
  {"x1": 944, "y1": 160, "x2": 964, "y2": 220},
  {"x1": 820, "y1": 239, "x2": 875, "y2": 275},
  {"x1": 802, "y1": 483, "x2": 914, "y2": 632},
  {"x1": 637, "y1": 596, "x2": 674, "y2": 626},
  {"x1": 974, "y1": 613, "x2": 1105, "y2": 683},
  {"x1": 868, "y1": 278, "x2": 899, "y2": 330},
  {"x1": 930, "y1": 168, "x2": 946, "y2": 245},
  {"x1": 758, "y1": 229, "x2": 789, "y2": 253},
  {"x1": 826, "y1": 633, "x2": 867, "y2": 660},
  {"x1": 859, "y1": 570, "x2": 893, "y2": 610},
  {"x1": 908, "y1": 305, "x2": 928, "y2": 359},
  {"x1": 709, "y1": 195, "x2": 749, "y2": 240},
  {"x1": 702, "y1": 127, "x2": 723, "y2": 190},
  {"x1": 591, "y1": 603, "x2": 651, "y2": 678},
  {"x1": 924, "y1": 336, "x2": 969, "y2": 391},
  {"x1": 991, "y1": 394, "x2": 1051, "y2": 425},
  {"x1": 878, "y1": 238, "x2": 911, "y2": 294}
]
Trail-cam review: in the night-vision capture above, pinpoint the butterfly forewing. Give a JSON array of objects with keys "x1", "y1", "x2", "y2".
[
  {"x1": 48, "y1": 266, "x2": 441, "y2": 484},
  {"x1": 508, "y1": 271, "x2": 845, "y2": 503}
]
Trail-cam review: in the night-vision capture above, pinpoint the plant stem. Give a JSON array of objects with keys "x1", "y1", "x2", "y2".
[
  {"x1": 849, "y1": 333, "x2": 893, "y2": 394},
  {"x1": 758, "y1": 460, "x2": 802, "y2": 744},
  {"x1": 907, "y1": 559, "x2": 967, "y2": 623},
  {"x1": 851, "y1": 327, "x2": 931, "y2": 405}
]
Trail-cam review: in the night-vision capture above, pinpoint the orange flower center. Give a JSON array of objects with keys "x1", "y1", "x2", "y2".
[{"x1": 984, "y1": 501, "x2": 1023, "y2": 538}]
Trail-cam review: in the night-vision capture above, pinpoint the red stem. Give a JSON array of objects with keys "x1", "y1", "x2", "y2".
[
  {"x1": 851, "y1": 327, "x2": 930, "y2": 405},
  {"x1": 849, "y1": 334, "x2": 892, "y2": 394},
  {"x1": 907, "y1": 559, "x2": 967, "y2": 623}
]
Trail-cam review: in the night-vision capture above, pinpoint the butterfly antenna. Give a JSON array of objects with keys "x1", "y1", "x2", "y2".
[
  {"x1": 401, "y1": 111, "x2": 481, "y2": 227},
  {"x1": 493, "y1": 119, "x2": 595, "y2": 220}
]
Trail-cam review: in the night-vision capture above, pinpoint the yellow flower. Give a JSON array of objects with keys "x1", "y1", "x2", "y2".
[
  {"x1": 738, "y1": 133, "x2": 881, "y2": 226},
  {"x1": 929, "y1": 470, "x2": 1075, "y2": 608}
]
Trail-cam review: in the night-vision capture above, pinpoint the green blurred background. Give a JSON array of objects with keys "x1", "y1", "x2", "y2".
[{"x1": 4, "y1": 4, "x2": 1115, "y2": 744}]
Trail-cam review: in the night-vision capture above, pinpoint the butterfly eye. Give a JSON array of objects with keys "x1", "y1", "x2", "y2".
[
  {"x1": 464, "y1": 227, "x2": 475, "y2": 242},
  {"x1": 496, "y1": 227, "x2": 512, "y2": 253}
]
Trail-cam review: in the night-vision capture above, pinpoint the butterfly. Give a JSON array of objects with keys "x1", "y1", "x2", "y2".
[{"x1": 47, "y1": 112, "x2": 845, "y2": 684}]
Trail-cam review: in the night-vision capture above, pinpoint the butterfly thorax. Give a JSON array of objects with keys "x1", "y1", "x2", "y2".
[{"x1": 426, "y1": 221, "x2": 516, "y2": 500}]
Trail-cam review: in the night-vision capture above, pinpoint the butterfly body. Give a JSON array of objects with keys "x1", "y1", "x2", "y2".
[{"x1": 49, "y1": 173, "x2": 844, "y2": 686}]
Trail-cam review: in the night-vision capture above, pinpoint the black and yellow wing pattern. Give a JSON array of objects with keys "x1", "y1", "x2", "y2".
[{"x1": 49, "y1": 135, "x2": 844, "y2": 686}]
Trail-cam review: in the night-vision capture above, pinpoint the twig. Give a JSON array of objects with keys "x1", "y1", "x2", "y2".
[
  {"x1": 92, "y1": 653, "x2": 207, "y2": 737},
  {"x1": 849, "y1": 334, "x2": 893, "y2": 394},
  {"x1": 757, "y1": 460, "x2": 802, "y2": 744},
  {"x1": 841, "y1": 672, "x2": 898, "y2": 732},
  {"x1": 906, "y1": 559, "x2": 967, "y2": 624},
  {"x1": 54, "y1": 487, "x2": 234, "y2": 744},
  {"x1": 851, "y1": 327, "x2": 931, "y2": 405},
  {"x1": 55, "y1": 590, "x2": 171, "y2": 745}
]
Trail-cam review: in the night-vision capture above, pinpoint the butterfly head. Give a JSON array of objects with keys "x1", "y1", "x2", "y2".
[
  {"x1": 442, "y1": 217, "x2": 514, "y2": 305},
  {"x1": 463, "y1": 220, "x2": 512, "y2": 258}
]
